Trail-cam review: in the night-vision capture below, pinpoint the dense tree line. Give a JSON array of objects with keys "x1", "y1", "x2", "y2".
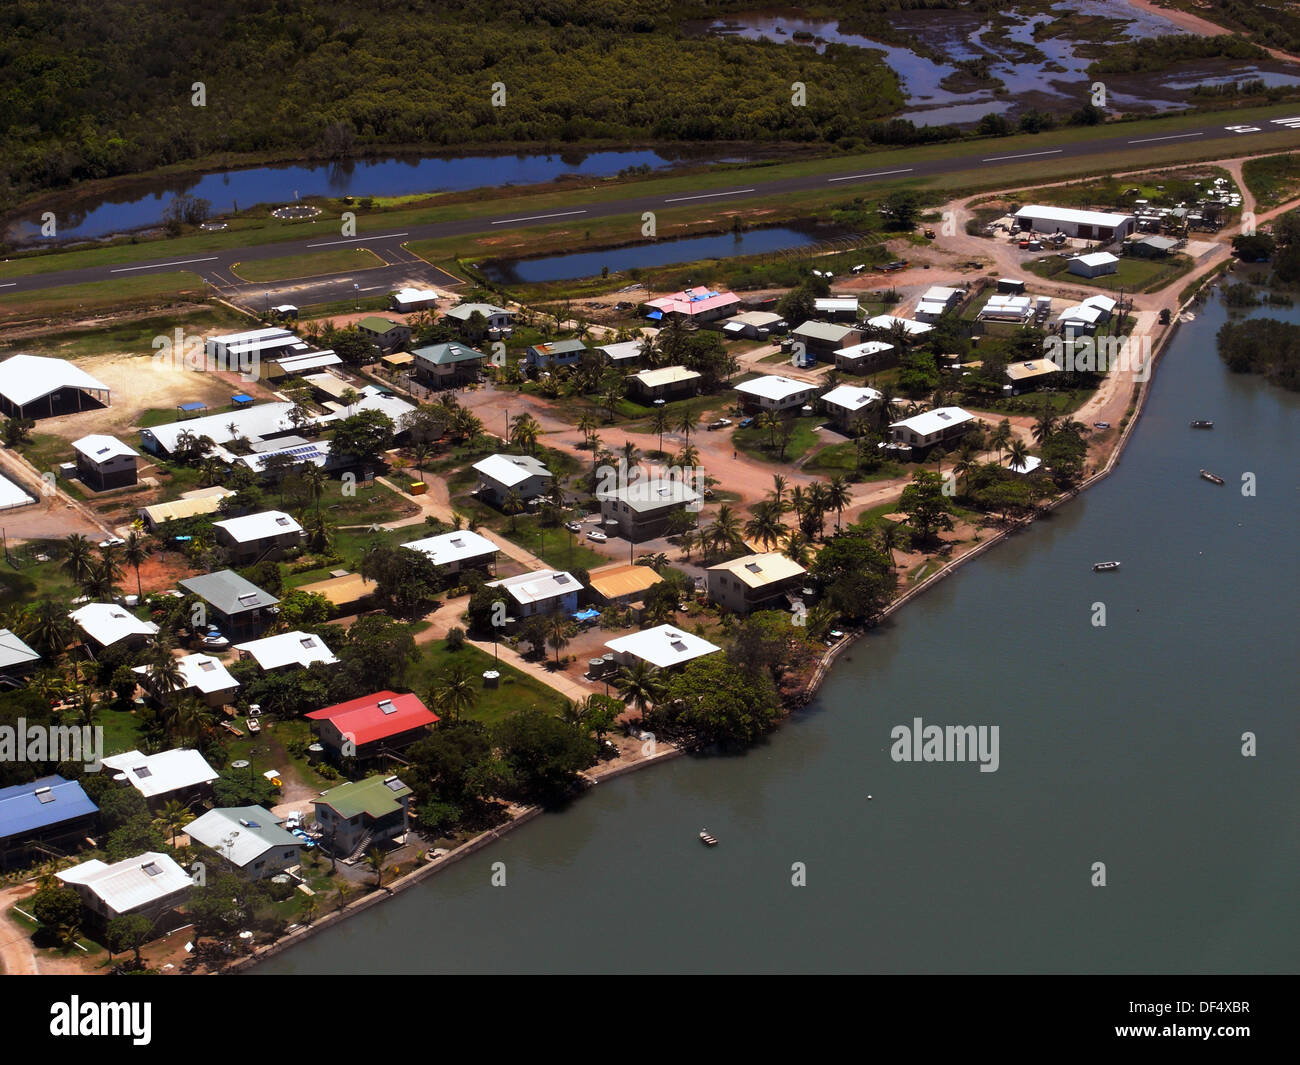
[
  {"x1": 0, "y1": 0, "x2": 907, "y2": 208},
  {"x1": 1216, "y1": 317, "x2": 1300, "y2": 391}
]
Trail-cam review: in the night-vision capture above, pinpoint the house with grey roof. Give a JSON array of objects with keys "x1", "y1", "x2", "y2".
[
  {"x1": 597, "y1": 477, "x2": 701, "y2": 541},
  {"x1": 179, "y1": 570, "x2": 280, "y2": 639},
  {"x1": 411, "y1": 341, "x2": 485, "y2": 388},
  {"x1": 185, "y1": 805, "x2": 302, "y2": 879},
  {"x1": 526, "y1": 339, "x2": 587, "y2": 369}
]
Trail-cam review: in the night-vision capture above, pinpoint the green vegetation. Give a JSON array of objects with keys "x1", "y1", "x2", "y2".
[
  {"x1": 1216, "y1": 316, "x2": 1300, "y2": 390},
  {"x1": 0, "y1": 272, "x2": 204, "y2": 323},
  {"x1": 410, "y1": 639, "x2": 567, "y2": 727},
  {"x1": 231, "y1": 248, "x2": 385, "y2": 283},
  {"x1": 1243, "y1": 153, "x2": 1300, "y2": 208},
  {"x1": 1023, "y1": 253, "x2": 1195, "y2": 293}
]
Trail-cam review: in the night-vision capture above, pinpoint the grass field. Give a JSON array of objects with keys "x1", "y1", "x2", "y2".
[
  {"x1": 409, "y1": 638, "x2": 567, "y2": 726},
  {"x1": 731, "y1": 418, "x2": 823, "y2": 464},
  {"x1": 0, "y1": 305, "x2": 249, "y2": 359},
  {"x1": 1242, "y1": 153, "x2": 1300, "y2": 208},
  {"x1": 1022, "y1": 253, "x2": 1194, "y2": 293},
  {"x1": 0, "y1": 271, "x2": 204, "y2": 323},
  {"x1": 231, "y1": 247, "x2": 385, "y2": 283}
]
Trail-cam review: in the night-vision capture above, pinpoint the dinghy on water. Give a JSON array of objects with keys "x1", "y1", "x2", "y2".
[
  {"x1": 1200, "y1": 469, "x2": 1225, "y2": 485},
  {"x1": 699, "y1": 830, "x2": 719, "y2": 846},
  {"x1": 1093, "y1": 561, "x2": 1121, "y2": 572},
  {"x1": 1190, "y1": 420, "x2": 1214, "y2": 429}
]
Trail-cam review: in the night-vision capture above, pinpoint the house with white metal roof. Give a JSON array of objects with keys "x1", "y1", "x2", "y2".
[
  {"x1": 706, "y1": 553, "x2": 808, "y2": 616},
  {"x1": 133, "y1": 653, "x2": 239, "y2": 708},
  {"x1": 265, "y1": 349, "x2": 343, "y2": 380},
  {"x1": 486, "y1": 570, "x2": 582, "y2": 619},
  {"x1": 813, "y1": 296, "x2": 860, "y2": 320},
  {"x1": 1080, "y1": 294, "x2": 1118, "y2": 321},
  {"x1": 58, "y1": 851, "x2": 192, "y2": 928},
  {"x1": 390, "y1": 287, "x2": 442, "y2": 312},
  {"x1": 0, "y1": 628, "x2": 40, "y2": 683},
  {"x1": 605, "y1": 624, "x2": 721, "y2": 670},
  {"x1": 978, "y1": 294, "x2": 1035, "y2": 324},
  {"x1": 101, "y1": 749, "x2": 219, "y2": 806},
  {"x1": 402, "y1": 529, "x2": 499, "y2": 573},
  {"x1": 234, "y1": 630, "x2": 338, "y2": 672},
  {"x1": 186, "y1": 806, "x2": 302, "y2": 879},
  {"x1": 140, "y1": 401, "x2": 301, "y2": 456},
  {"x1": 722, "y1": 311, "x2": 785, "y2": 339},
  {"x1": 212, "y1": 510, "x2": 304, "y2": 563},
  {"x1": 594, "y1": 339, "x2": 647, "y2": 366},
  {"x1": 866, "y1": 314, "x2": 935, "y2": 338},
  {"x1": 1056, "y1": 303, "x2": 1105, "y2": 334},
  {"x1": 1068, "y1": 251, "x2": 1120, "y2": 278},
  {"x1": 472, "y1": 454, "x2": 553, "y2": 505},
  {"x1": 445, "y1": 302, "x2": 514, "y2": 332},
  {"x1": 71, "y1": 435, "x2": 139, "y2": 491},
  {"x1": 821, "y1": 384, "x2": 883, "y2": 432},
  {"x1": 598, "y1": 477, "x2": 701, "y2": 540},
  {"x1": 889, "y1": 406, "x2": 976, "y2": 450},
  {"x1": 68, "y1": 604, "x2": 159, "y2": 653},
  {"x1": 734, "y1": 375, "x2": 819, "y2": 412},
  {"x1": 0, "y1": 354, "x2": 111, "y2": 419}
]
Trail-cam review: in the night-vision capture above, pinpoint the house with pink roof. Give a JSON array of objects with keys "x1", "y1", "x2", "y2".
[{"x1": 645, "y1": 286, "x2": 740, "y2": 323}]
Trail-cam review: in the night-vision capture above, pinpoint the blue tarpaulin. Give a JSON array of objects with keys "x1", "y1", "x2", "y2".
[
  {"x1": 231, "y1": 393, "x2": 253, "y2": 405},
  {"x1": 645, "y1": 310, "x2": 663, "y2": 320},
  {"x1": 572, "y1": 608, "x2": 601, "y2": 622},
  {"x1": 178, "y1": 401, "x2": 207, "y2": 412}
]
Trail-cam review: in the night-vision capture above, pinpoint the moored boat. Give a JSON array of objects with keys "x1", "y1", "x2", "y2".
[
  {"x1": 699, "y1": 830, "x2": 718, "y2": 846},
  {"x1": 1093, "y1": 561, "x2": 1121, "y2": 572},
  {"x1": 1190, "y1": 420, "x2": 1214, "y2": 429},
  {"x1": 1199, "y1": 469, "x2": 1225, "y2": 484}
]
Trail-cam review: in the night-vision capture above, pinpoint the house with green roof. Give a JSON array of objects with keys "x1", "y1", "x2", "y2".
[
  {"x1": 312, "y1": 774, "x2": 413, "y2": 858},
  {"x1": 411, "y1": 341, "x2": 485, "y2": 388},
  {"x1": 356, "y1": 316, "x2": 412, "y2": 354}
]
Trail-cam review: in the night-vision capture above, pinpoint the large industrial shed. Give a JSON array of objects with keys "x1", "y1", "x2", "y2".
[
  {"x1": 0, "y1": 354, "x2": 111, "y2": 419},
  {"x1": 1013, "y1": 206, "x2": 1136, "y2": 242}
]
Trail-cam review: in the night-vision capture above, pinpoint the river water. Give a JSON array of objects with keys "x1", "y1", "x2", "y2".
[{"x1": 258, "y1": 294, "x2": 1298, "y2": 974}]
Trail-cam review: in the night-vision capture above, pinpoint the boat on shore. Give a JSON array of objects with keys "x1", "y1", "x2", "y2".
[
  {"x1": 699, "y1": 830, "x2": 718, "y2": 846},
  {"x1": 1200, "y1": 469, "x2": 1225, "y2": 485},
  {"x1": 1093, "y1": 561, "x2": 1121, "y2": 572},
  {"x1": 1190, "y1": 420, "x2": 1214, "y2": 429}
]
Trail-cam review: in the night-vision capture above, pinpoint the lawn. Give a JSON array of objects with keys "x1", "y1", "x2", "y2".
[
  {"x1": 804, "y1": 442, "x2": 906, "y2": 481},
  {"x1": 409, "y1": 638, "x2": 567, "y2": 726},
  {"x1": 0, "y1": 305, "x2": 250, "y2": 360},
  {"x1": 497, "y1": 520, "x2": 608, "y2": 572},
  {"x1": 231, "y1": 248, "x2": 385, "y2": 283},
  {"x1": 0, "y1": 272, "x2": 205, "y2": 324},
  {"x1": 1023, "y1": 253, "x2": 1194, "y2": 294},
  {"x1": 1242, "y1": 153, "x2": 1300, "y2": 208},
  {"x1": 731, "y1": 417, "x2": 823, "y2": 464}
]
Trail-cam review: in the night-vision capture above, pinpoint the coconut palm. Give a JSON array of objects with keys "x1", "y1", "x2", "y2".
[
  {"x1": 1007, "y1": 437, "x2": 1031, "y2": 472},
  {"x1": 301, "y1": 464, "x2": 329, "y2": 511},
  {"x1": 154, "y1": 799, "x2": 194, "y2": 848},
  {"x1": 1032, "y1": 404, "x2": 1058, "y2": 447},
  {"x1": 22, "y1": 600, "x2": 73, "y2": 660},
  {"x1": 707, "y1": 504, "x2": 743, "y2": 555},
  {"x1": 877, "y1": 521, "x2": 904, "y2": 568},
  {"x1": 782, "y1": 528, "x2": 811, "y2": 566},
  {"x1": 509, "y1": 413, "x2": 542, "y2": 454},
  {"x1": 430, "y1": 660, "x2": 477, "y2": 722},
  {"x1": 676, "y1": 410, "x2": 697, "y2": 443},
  {"x1": 122, "y1": 531, "x2": 152, "y2": 602},
  {"x1": 677, "y1": 529, "x2": 698, "y2": 562},
  {"x1": 825, "y1": 475, "x2": 852, "y2": 530},
  {"x1": 601, "y1": 383, "x2": 623, "y2": 423},
  {"x1": 544, "y1": 613, "x2": 571, "y2": 667},
  {"x1": 145, "y1": 637, "x2": 185, "y2": 707},
  {"x1": 744, "y1": 500, "x2": 786, "y2": 551},
  {"x1": 953, "y1": 443, "x2": 979, "y2": 494},
  {"x1": 502, "y1": 489, "x2": 525, "y2": 532},
  {"x1": 675, "y1": 443, "x2": 700, "y2": 469},
  {"x1": 650, "y1": 408, "x2": 672, "y2": 454},
  {"x1": 61, "y1": 534, "x2": 94, "y2": 586},
  {"x1": 613, "y1": 659, "x2": 665, "y2": 715},
  {"x1": 620, "y1": 439, "x2": 640, "y2": 470},
  {"x1": 577, "y1": 413, "x2": 600, "y2": 450},
  {"x1": 769, "y1": 474, "x2": 789, "y2": 512},
  {"x1": 805, "y1": 481, "x2": 831, "y2": 539},
  {"x1": 365, "y1": 847, "x2": 386, "y2": 888}
]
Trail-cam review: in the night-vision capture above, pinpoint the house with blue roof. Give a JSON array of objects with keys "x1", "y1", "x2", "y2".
[{"x1": 0, "y1": 775, "x2": 98, "y2": 870}]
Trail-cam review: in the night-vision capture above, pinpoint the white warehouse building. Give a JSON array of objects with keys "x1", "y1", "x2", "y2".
[{"x1": 1013, "y1": 205, "x2": 1136, "y2": 242}]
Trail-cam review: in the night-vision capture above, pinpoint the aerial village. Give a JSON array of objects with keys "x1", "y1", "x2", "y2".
[{"x1": 0, "y1": 169, "x2": 1242, "y2": 972}]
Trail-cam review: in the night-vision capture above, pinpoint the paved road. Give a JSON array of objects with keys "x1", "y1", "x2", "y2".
[{"x1": 7, "y1": 117, "x2": 1300, "y2": 299}]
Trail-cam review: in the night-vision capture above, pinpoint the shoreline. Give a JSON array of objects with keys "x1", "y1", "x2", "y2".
[{"x1": 230, "y1": 301, "x2": 1192, "y2": 974}]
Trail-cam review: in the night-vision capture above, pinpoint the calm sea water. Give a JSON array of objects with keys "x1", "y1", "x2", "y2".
[{"x1": 258, "y1": 295, "x2": 1299, "y2": 974}]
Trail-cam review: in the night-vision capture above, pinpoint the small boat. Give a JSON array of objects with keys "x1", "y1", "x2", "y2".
[
  {"x1": 1093, "y1": 561, "x2": 1121, "y2": 572},
  {"x1": 1200, "y1": 469, "x2": 1225, "y2": 485},
  {"x1": 699, "y1": 830, "x2": 719, "y2": 847},
  {"x1": 246, "y1": 717, "x2": 261, "y2": 733},
  {"x1": 1190, "y1": 420, "x2": 1214, "y2": 429}
]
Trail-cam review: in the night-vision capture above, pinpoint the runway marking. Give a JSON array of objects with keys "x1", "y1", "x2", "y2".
[
  {"x1": 1126, "y1": 132, "x2": 1203, "y2": 144},
  {"x1": 491, "y1": 210, "x2": 587, "y2": 225},
  {"x1": 827, "y1": 168, "x2": 914, "y2": 183},
  {"x1": 982, "y1": 149, "x2": 1064, "y2": 162},
  {"x1": 306, "y1": 233, "x2": 408, "y2": 247},
  {"x1": 663, "y1": 188, "x2": 756, "y2": 203},
  {"x1": 110, "y1": 256, "x2": 219, "y2": 273},
  {"x1": 0, "y1": 282, "x2": 15, "y2": 289}
]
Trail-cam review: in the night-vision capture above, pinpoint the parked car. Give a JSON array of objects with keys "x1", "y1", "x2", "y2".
[
  {"x1": 1093, "y1": 421, "x2": 1111, "y2": 429},
  {"x1": 587, "y1": 530, "x2": 608, "y2": 543},
  {"x1": 738, "y1": 417, "x2": 754, "y2": 429},
  {"x1": 199, "y1": 627, "x2": 229, "y2": 650},
  {"x1": 98, "y1": 536, "x2": 125, "y2": 548},
  {"x1": 706, "y1": 418, "x2": 732, "y2": 431}
]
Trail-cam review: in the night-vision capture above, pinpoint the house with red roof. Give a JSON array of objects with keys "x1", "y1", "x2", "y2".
[
  {"x1": 305, "y1": 691, "x2": 439, "y2": 762},
  {"x1": 644, "y1": 286, "x2": 740, "y2": 323}
]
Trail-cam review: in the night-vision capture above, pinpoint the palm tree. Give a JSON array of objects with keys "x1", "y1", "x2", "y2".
[
  {"x1": 675, "y1": 443, "x2": 700, "y2": 469},
  {"x1": 1007, "y1": 437, "x2": 1031, "y2": 472},
  {"x1": 877, "y1": 521, "x2": 903, "y2": 569},
  {"x1": 788, "y1": 485, "x2": 808, "y2": 530},
  {"x1": 990, "y1": 418, "x2": 1013, "y2": 462},
  {"x1": 650, "y1": 408, "x2": 672, "y2": 454},
  {"x1": 22, "y1": 600, "x2": 72, "y2": 659},
  {"x1": 154, "y1": 799, "x2": 194, "y2": 848},
  {"x1": 744, "y1": 500, "x2": 786, "y2": 551},
  {"x1": 620, "y1": 439, "x2": 640, "y2": 470},
  {"x1": 509, "y1": 413, "x2": 542, "y2": 454},
  {"x1": 769, "y1": 474, "x2": 789, "y2": 512},
  {"x1": 676, "y1": 409, "x2": 697, "y2": 443},
  {"x1": 708, "y1": 504, "x2": 743, "y2": 555},
  {"x1": 122, "y1": 531, "x2": 151, "y2": 602},
  {"x1": 302, "y1": 464, "x2": 328, "y2": 511},
  {"x1": 614, "y1": 659, "x2": 665, "y2": 715},
  {"x1": 502, "y1": 489, "x2": 525, "y2": 532},
  {"x1": 1032, "y1": 404, "x2": 1058, "y2": 447},
  {"x1": 82, "y1": 557, "x2": 121, "y2": 600},
  {"x1": 365, "y1": 847, "x2": 386, "y2": 888},
  {"x1": 782, "y1": 528, "x2": 811, "y2": 566},
  {"x1": 577, "y1": 412, "x2": 599, "y2": 450},
  {"x1": 61, "y1": 534, "x2": 94, "y2": 586},
  {"x1": 146, "y1": 637, "x2": 185, "y2": 707},
  {"x1": 545, "y1": 613, "x2": 571, "y2": 667},
  {"x1": 677, "y1": 529, "x2": 698, "y2": 561},
  {"x1": 825, "y1": 475, "x2": 852, "y2": 530},
  {"x1": 953, "y1": 444, "x2": 979, "y2": 494},
  {"x1": 601, "y1": 383, "x2": 623, "y2": 423},
  {"x1": 805, "y1": 481, "x2": 830, "y2": 539},
  {"x1": 431, "y1": 661, "x2": 477, "y2": 722}
]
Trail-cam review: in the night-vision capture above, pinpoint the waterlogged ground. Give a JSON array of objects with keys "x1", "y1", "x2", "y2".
[{"x1": 683, "y1": 3, "x2": 1300, "y2": 126}]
